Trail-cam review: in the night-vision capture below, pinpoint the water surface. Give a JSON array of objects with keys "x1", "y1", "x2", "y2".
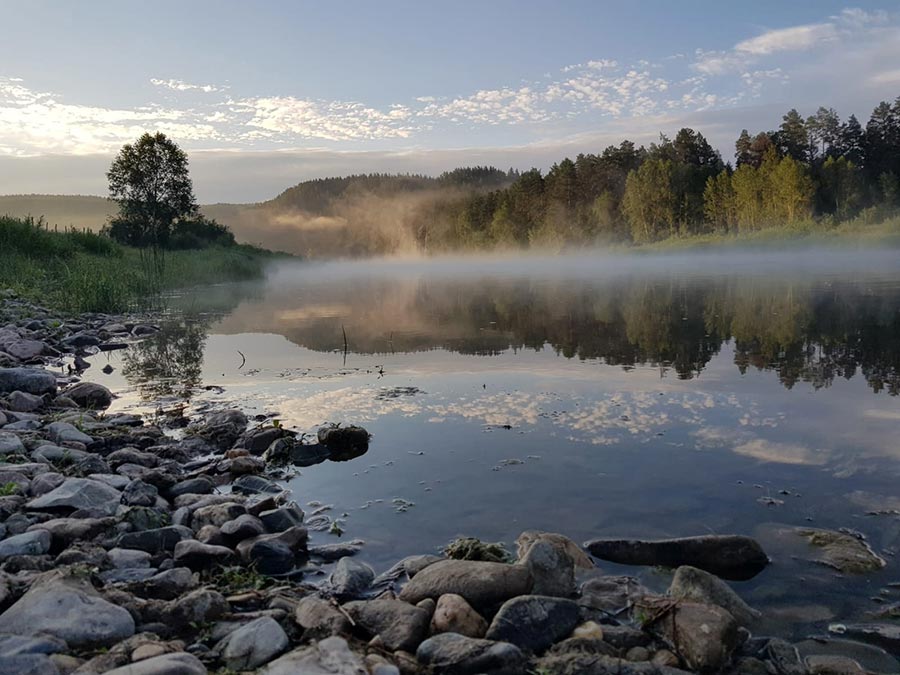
[{"x1": 94, "y1": 250, "x2": 900, "y2": 638}]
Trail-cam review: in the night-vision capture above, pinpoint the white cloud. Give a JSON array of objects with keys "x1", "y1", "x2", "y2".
[
  {"x1": 151, "y1": 78, "x2": 227, "y2": 93},
  {"x1": 734, "y1": 23, "x2": 837, "y2": 56}
]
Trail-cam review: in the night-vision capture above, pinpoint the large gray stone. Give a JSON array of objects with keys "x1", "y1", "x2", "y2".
[
  {"x1": 0, "y1": 369, "x2": 56, "y2": 395},
  {"x1": 669, "y1": 565, "x2": 761, "y2": 628},
  {"x1": 519, "y1": 539, "x2": 575, "y2": 597},
  {"x1": 173, "y1": 539, "x2": 234, "y2": 570},
  {"x1": 63, "y1": 382, "x2": 113, "y2": 410},
  {"x1": 7, "y1": 391, "x2": 43, "y2": 413},
  {"x1": 0, "y1": 432, "x2": 25, "y2": 456},
  {"x1": 103, "y1": 652, "x2": 207, "y2": 675},
  {"x1": 0, "y1": 530, "x2": 50, "y2": 561},
  {"x1": 215, "y1": 616, "x2": 289, "y2": 670},
  {"x1": 643, "y1": 599, "x2": 739, "y2": 672},
  {"x1": 399, "y1": 560, "x2": 533, "y2": 611},
  {"x1": 344, "y1": 598, "x2": 430, "y2": 652},
  {"x1": 115, "y1": 526, "x2": 193, "y2": 554},
  {"x1": 432, "y1": 593, "x2": 488, "y2": 638},
  {"x1": 0, "y1": 571, "x2": 135, "y2": 647},
  {"x1": 416, "y1": 632, "x2": 527, "y2": 675},
  {"x1": 328, "y1": 557, "x2": 375, "y2": 599},
  {"x1": 797, "y1": 528, "x2": 886, "y2": 574},
  {"x1": 26, "y1": 478, "x2": 120, "y2": 515},
  {"x1": 294, "y1": 596, "x2": 352, "y2": 637},
  {"x1": 260, "y1": 636, "x2": 367, "y2": 675},
  {"x1": 0, "y1": 654, "x2": 60, "y2": 674},
  {"x1": 486, "y1": 595, "x2": 580, "y2": 653},
  {"x1": 44, "y1": 422, "x2": 92, "y2": 446}
]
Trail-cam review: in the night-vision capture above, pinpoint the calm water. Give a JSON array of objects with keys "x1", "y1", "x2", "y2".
[{"x1": 93, "y1": 250, "x2": 900, "y2": 639}]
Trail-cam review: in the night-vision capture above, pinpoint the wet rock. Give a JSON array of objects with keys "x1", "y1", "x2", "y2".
[
  {"x1": 345, "y1": 598, "x2": 430, "y2": 652},
  {"x1": 220, "y1": 514, "x2": 265, "y2": 542},
  {"x1": 398, "y1": 560, "x2": 533, "y2": 611},
  {"x1": 26, "y1": 478, "x2": 120, "y2": 515},
  {"x1": 223, "y1": 455, "x2": 265, "y2": 475},
  {"x1": 8, "y1": 391, "x2": 43, "y2": 413},
  {"x1": 107, "y1": 548, "x2": 152, "y2": 569},
  {"x1": 44, "y1": 422, "x2": 92, "y2": 446},
  {"x1": 0, "y1": 432, "x2": 25, "y2": 456},
  {"x1": 236, "y1": 426, "x2": 292, "y2": 456},
  {"x1": 0, "y1": 654, "x2": 61, "y2": 674},
  {"x1": 259, "y1": 502, "x2": 305, "y2": 532},
  {"x1": 35, "y1": 516, "x2": 115, "y2": 548},
  {"x1": 191, "y1": 502, "x2": 246, "y2": 529},
  {"x1": 584, "y1": 534, "x2": 769, "y2": 581},
  {"x1": 107, "y1": 448, "x2": 158, "y2": 469},
  {"x1": 416, "y1": 632, "x2": 527, "y2": 675},
  {"x1": 309, "y1": 540, "x2": 365, "y2": 562},
  {"x1": 829, "y1": 622, "x2": 900, "y2": 653},
  {"x1": 486, "y1": 595, "x2": 580, "y2": 653},
  {"x1": 215, "y1": 616, "x2": 288, "y2": 670},
  {"x1": 0, "y1": 570, "x2": 135, "y2": 647},
  {"x1": 126, "y1": 567, "x2": 196, "y2": 600},
  {"x1": 64, "y1": 382, "x2": 113, "y2": 410},
  {"x1": 121, "y1": 479, "x2": 158, "y2": 507},
  {"x1": 166, "y1": 476, "x2": 214, "y2": 499},
  {"x1": 196, "y1": 417, "x2": 245, "y2": 455},
  {"x1": 235, "y1": 527, "x2": 308, "y2": 575},
  {"x1": 795, "y1": 637, "x2": 900, "y2": 675},
  {"x1": 104, "y1": 652, "x2": 207, "y2": 675},
  {"x1": 173, "y1": 540, "x2": 234, "y2": 570},
  {"x1": 231, "y1": 473, "x2": 282, "y2": 495},
  {"x1": 169, "y1": 589, "x2": 229, "y2": 627},
  {"x1": 116, "y1": 526, "x2": 193, "y2": 554},
  {"x1": 260, "y1": 636, "x2": 367, "y2": 675},
  {"x1": 432, "y1": 594, "x2": 488, "y2": 638},
  {"x1": 516, "y1": 530, "x2": 594, "y2": 570},
  {"x1": 0, "y1": 633, "x2": 67, "y2": 657},
  {"x1": 669, "y1": 565, "x2": 761, "y2": 628},
  {"x1": 766, "y1": 637, "x2": 807, "y2": 675},
  {"x1": 0, "y1": 369, "x2": 56, "y2": 396},
  {"x1": 294, "y1": 596, "x2": 352, "y2": 637},
  {"x1": 265, "y1": 438, "x2": 330, "y2": 467},
  {"x1": 579, "y1": 575, "x2": 651, "y2": 616},
  {"x1": 317, "y1": 425, "x2": 370, "y2": 460},
  {"x1": 328, "y1": 557, "x2": 375, "y2": 599},
  {"x1": 0, "y1": 530, "x2": 51, "y2": 560},
  {"x1": 642, "y1": 599, "x2": 739, "y2": 672},
  {"x1": 519, "y1": 539, "x2": 575, "y2": 597},
  {"x1": 806, "y1": 654, "x2": 865, "y2": 674},
  {"x1": 797, "y1": 528, "x2": 886, "y2": 573}
]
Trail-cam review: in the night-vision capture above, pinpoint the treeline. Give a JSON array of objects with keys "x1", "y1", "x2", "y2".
[{"x1": 411, "y1": 98, "x2": 900, "y2": 249}]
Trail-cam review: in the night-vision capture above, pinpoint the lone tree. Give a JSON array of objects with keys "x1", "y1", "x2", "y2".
[{"x1": 107, "y1": 132, "x2": 198, "y2": 278}]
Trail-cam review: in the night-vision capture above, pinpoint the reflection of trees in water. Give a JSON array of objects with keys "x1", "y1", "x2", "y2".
[
  {"x1": 216, "y1": 275, "x2": 900, "y2": 395},
  {"x1": 121, "y1": 320, "x2": 207, "y2": 402}
]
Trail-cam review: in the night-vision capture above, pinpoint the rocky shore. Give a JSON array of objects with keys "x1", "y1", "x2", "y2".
[{"x1": 0, "y1": 291, "x2": 897, "y2": 674}]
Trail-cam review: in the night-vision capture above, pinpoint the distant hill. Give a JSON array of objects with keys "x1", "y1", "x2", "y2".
[{"x1": 0, "y1": 167, "x2": 519, "y2": 256}]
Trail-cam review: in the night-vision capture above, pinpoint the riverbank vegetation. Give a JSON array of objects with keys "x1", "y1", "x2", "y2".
[{"x1": 0, "y1": 215, "x2": 275, "y2": 313}]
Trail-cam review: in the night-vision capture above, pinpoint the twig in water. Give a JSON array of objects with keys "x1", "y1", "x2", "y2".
[{"x1": 237, "y1": 350, "x2": 246, "y2": 369}]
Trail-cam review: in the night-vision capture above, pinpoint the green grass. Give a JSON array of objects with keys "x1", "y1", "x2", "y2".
[{"x1": 0, "y1": 215, "x2": 279, "y2": 313}]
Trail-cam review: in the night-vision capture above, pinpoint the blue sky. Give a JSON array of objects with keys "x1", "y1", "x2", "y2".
[{"x1": 1, "y1": 1, "x2": 899, "y2": 201}]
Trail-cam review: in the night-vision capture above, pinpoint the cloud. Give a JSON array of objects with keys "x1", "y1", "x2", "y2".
[
  {"x1": 235, "y1": 96, "x2": 417, "y2": 141},
  {"x1": 151, "y1": 78, "x2": 227, "y2": 93},
  {"x1": 734, "y1": 23, "x2": 837, "y2": 56}
]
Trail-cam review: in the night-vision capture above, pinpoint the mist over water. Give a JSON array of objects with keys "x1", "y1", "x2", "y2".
[{"x1": 94, "y1": 248, "x2": 900, "y2": 641}]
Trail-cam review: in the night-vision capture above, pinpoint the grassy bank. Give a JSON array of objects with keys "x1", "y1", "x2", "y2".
[{"x1": 0, "y1": 215, "x2": 279, "y2": 313}]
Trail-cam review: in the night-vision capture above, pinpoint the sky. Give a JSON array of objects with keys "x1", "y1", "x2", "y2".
[{"x1": 1, "y1": 1, "x2": 900, "y2": 202}]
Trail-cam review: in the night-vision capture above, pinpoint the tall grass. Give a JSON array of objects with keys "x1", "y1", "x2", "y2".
[{"x1": 0, "y1": 216, "x2": 274, "y2": 313}]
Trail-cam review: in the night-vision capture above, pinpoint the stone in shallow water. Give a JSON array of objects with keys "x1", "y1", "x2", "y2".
[
  {"x1": 583, "y1": 534, "x2": 769, "y2": 581},
  {"x1": 327, "y1": 557, "x2": 375, "y2": 599},
  {"x1": 63, "y1": 382, "x2": 113, "y2": 410},
  {"x1": 796, "y1": 528, "x2": 886, "y2": 573}
]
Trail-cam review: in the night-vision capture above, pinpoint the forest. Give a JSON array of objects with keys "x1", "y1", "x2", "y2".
[{"x1": 248, "y1": 97, "x2": 900, "y2": 255}]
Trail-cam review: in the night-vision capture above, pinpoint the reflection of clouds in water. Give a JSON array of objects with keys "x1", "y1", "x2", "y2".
[
  {"x1": 431, "y1": 392, "x2": 553, "y2": 427},
  {"x1": 863, "y1": 409, "x2": 900, "y2": 421},
  {"x1": 733, "y1": 439, "x2": 829, "y2": 466},
  {"x1": 692, "y1": 425, "x2": 827, "y2": 465},
  {"x1": 271, "y1": 382, "x2": 833, "y2": 467},
  {"x1": 276, "y1": 386, "x2": 425, "y2": 427}
]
